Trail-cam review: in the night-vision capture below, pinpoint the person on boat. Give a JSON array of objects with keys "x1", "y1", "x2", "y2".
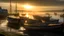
[
  {"x1": 59, "y1": 14, "x2": 64, "y2": 23},
  {"x1": 50, "y1": 13, "x2": 60, "y2": 20},
  {"x1": 50, "y1": 13, "x2": 60, "y2": 24}
]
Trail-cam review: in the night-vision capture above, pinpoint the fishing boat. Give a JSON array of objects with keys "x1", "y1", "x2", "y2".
[
  {"x1": 0, "y1": 7, "x2": 8, "y2": 20},
  {"x1": 7, "y1": 14, "x2": 63, "y2": 32}
]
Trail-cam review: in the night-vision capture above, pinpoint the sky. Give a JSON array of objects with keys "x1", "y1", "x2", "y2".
[
  {"x1": 0, "y1": 0, "x2": 64, "y2": 6},
  {"x1": 0, "y1": 0, "x2": 64, "y2": 12}
]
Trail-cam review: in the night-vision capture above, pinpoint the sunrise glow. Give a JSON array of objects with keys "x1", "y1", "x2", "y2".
[{"x1": 23, "y1": 4, "x2": 33, "y2": 10}]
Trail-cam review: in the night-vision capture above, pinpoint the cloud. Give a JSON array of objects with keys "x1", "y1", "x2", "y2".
[{"x1": 0, "y1": 0, "x2": 64, "y2": 6}]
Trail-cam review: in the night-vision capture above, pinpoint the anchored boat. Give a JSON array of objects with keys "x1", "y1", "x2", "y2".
[{"x1": 0, "y1": 7, "x2": 8, "y2": 20}]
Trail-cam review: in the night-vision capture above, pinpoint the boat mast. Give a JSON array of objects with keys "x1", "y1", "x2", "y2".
[
  {"x1": 15, "y1": 1, "x2": 17, "y2": 13},
  {"x1": 10, "y1": 0, "x2": 12, "y2": 13}
]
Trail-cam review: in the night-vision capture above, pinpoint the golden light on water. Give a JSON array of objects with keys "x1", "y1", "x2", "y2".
[
  {"x1": 19, "y1": 12, "x2": 34, "y2": 19},
  {"x1": 25, "y1": 13, "x2": 29, "y2": 17},
  {"x1": 25, "y1": 13, "x2": 35, "y2": 19},
  {"x1": 20, "y1": 27, "x2": 26, "y2": 31}
]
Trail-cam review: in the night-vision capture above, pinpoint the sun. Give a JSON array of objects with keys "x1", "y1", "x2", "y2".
[{"x1": 23, "y1": 4, "x2": 33, "y2": 9}]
